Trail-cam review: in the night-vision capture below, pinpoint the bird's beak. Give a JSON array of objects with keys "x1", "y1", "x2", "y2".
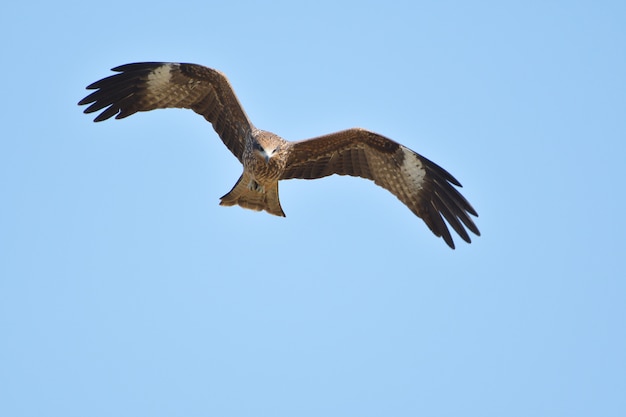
[{"x1": 258, "y1": 148, "x2": 272, "y2": 164}]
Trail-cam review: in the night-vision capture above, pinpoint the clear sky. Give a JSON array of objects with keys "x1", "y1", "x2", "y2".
[{"x1": 1, "y1": 1, "x2": 625, "y2": 416}]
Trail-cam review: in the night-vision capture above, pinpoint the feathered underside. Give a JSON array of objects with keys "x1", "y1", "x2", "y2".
[{"x1": 282, "y1": 128, "x2": 480, "y2": 249}]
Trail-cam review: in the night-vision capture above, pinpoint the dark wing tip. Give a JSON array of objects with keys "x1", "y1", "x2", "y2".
[
  {"x1": 110, "y1": 62, "x2": 168, "y2": 72},
  {"x1": 78, "y1": 62, "x2": 169, "y2": 122},
  {"x1": 414, "y1": 154, "x2": 480, "y2": 249},
  {"x1": 419, "y1": 153, "x2": 463, "y2": 187}
]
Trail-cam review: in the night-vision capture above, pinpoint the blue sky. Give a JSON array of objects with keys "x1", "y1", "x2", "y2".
[{"x1": 1, "y1": 1, "x2": 625, "y2": 416}]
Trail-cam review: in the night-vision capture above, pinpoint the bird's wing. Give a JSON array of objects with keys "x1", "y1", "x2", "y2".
[
  {"x1": 79, "y1": 62, "x2": 252, "y2": 162},
  {"x1": 281, "y1": 128, "x2": 480, "y2": 248}
]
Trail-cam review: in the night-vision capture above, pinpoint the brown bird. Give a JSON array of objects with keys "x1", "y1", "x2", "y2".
[{"x1": 79, "y1": 62, "x2": 480, "y2": 248}]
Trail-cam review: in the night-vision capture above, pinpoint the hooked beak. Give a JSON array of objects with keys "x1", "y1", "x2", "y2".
[{"x1": 257, "y1": 148, "x2": 273, "y2": 164}]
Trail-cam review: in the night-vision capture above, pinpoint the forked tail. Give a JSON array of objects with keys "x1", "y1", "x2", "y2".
[{"x1": 219, "y1": 173, "x2": 286, "y2": 217}]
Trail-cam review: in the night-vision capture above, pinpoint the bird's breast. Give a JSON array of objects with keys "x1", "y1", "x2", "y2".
[{"x1": 243, "y1": 151, "x2": 285, "y2": 184}]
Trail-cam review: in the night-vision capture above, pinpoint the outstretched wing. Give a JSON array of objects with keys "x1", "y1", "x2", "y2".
[
  {"x1": 78, "y1": 62, "x2": 253, "y2": 162},
  {"x1": 281, "y1": 128, "x2": 480, "y2": 249}
]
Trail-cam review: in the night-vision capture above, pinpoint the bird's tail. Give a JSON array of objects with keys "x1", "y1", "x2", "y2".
[{"x1": 219, "y1": 173, "x2": 286, "y2": 217}]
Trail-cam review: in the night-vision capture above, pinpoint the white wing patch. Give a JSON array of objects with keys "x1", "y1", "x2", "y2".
[
  {"x1": 400, "y1": 146, "x2": 426, "y2": 189},
  {"x1": 147, "y1": 64, "x2": 175, "y2": 91}
]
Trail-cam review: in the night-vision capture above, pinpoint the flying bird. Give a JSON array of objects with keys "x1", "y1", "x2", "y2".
[{"x1": 79, "y1": 62, "x2": 480, "y2": 248}]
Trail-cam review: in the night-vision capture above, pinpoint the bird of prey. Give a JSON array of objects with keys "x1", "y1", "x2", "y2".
[{"x1": 79, "y1": 62, "x2": 480, "y2": 248}]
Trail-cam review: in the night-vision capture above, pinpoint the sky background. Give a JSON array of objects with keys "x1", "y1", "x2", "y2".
[{"x1": 1, "y1": 1, "x2": 625, "y2": 416}]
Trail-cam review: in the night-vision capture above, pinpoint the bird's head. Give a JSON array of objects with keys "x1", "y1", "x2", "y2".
[
  {"x1": 253, "y1": 142, "x2": 280, "y2": 163},
  {"x1": 252, "y1": 132, "x2": 284, "y2": 164}
]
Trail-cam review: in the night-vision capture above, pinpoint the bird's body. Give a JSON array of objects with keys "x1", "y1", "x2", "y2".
[
  {"x1": 79, "y1": 62, "x2": 480, "y2": 248},
  {"x1": 221, "y1": 128, "x2": 289, "y2": 217}
]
